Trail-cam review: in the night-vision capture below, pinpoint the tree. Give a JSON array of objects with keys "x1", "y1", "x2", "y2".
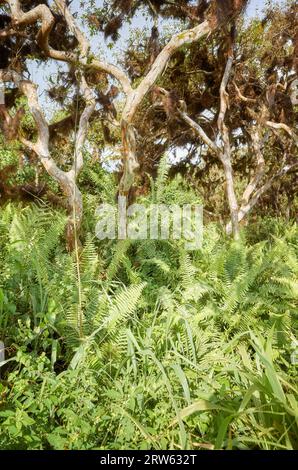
[
  {"x1": 133, "y1": 1, "x2": 297, "y2": 237},
  {"x1": 0, "y1": 0, "x2": 236, "y2": 247},
  {"x1": 1, "y1": 1, "x2": 295, "y2": 244}
]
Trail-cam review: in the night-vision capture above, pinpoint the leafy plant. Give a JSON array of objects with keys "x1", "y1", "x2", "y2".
[{"x1": 0, "y1": 201, "x2": 297, "y2": 450}]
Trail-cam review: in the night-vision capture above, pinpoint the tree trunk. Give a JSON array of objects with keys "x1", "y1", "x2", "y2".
[
  {"x1": 119, "y1": 120, "x2": 139, "y2": 197},
  {"x1": 220, "y1": 154, "x2": 239, "y2": 240},
  {"x1": 62, "y1": 176, "x2": 83, "y2": 252}
]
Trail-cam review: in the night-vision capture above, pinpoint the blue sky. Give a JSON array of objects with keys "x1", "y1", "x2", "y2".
[{"x1": 246, "y1": 0, "x2": 269, "y2": 16}]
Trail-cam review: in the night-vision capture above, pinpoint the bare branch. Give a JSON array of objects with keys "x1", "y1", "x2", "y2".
[
  {"x1": 179, "y1": 111, "x2": 219, "y2": 155},
  {"x1": 0, "y1": 69, "x2": 94, "y2": 240},
  {"x1": 71, "y1": 75, "x2": 96, "y2": 176},
  {"x1": 217, "y1": 55, "x2": 233, "y2": 133},
  {"x1": 54, "y1": 0, "x2": 89, "y2": 57},
  {"x1": 153, "y1": 86, "x2": 219, "y2": 154},
  {"x1": 233, "y1": 82, "x2": 256, "y2": 103},
  {"x1": 118, "y1": 20, "x2": 212, "y2": 195},
  {"x1": 123, "y1": 20, "x2": 212, "y2": 122},
  {"x1": 3, "y1": 0, "x2": 214, "y2": 198},
  {"x1": 4, "y1": 0, "x2": 133, "y2": 94},
  {"x1": 52, "y1": 0, "x2": 131, "y2": 95},
  {"x1": 266, "y1": 120, "x2": 298, "y2": 145},
  {"x1": 157, "y1": 57, "x2": 241, "y2": 240},
  {"x1": 7, "y1": 0, "x2": 56, "y2": 52}
]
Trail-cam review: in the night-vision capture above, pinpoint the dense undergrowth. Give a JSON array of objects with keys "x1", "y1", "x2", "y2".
[{"x1": 0, "y1": 198, "x2": 297, "y2": 450}]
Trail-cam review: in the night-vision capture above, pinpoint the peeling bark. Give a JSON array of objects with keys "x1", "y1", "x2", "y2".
[
  {"x1": 1, "y1": 0, "x2": 218, "y2": 239},
  {"x1": 226, "y1": 162, "x2": 298, "y2": 234},
  {"x1": 0, "y1": 70, "x2": 95, "y2": 250},
  {"x1": 4, "y1": 0, "x2": 132, "y2": 93},
  {"x1": 240, "y1": 127, "x2": 265, "y2": 207},
  {"x1": 3, "y1": 0, "x2": 213, "y2": 197},
  {"x1": 217, "y1": 55, "x2": 240, "y2": 239},
  {"x1": 123, "y1": 21, "x2": 211, "y2": 122},
  {"x1": 180, "y1": 55, "x2": 240, "y2": 239},
  {"x1": 117, "y1": 20, "x2": 212, "y2": 195},
  {"x1": 119, "y1": 121, "x2": 139, "y2": 196}
]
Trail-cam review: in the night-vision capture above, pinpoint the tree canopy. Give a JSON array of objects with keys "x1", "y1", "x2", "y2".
[
  {"x1": 0, "y1": 0, "x2": 297, "y2": 245},
  {"x1": 0, "y1": 1, "x2": 298, "y2": 452}
]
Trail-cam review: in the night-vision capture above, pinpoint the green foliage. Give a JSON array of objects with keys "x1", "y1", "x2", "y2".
[
  {"x1": 0, "y1": 1, "x2": 297, "y2": 450},
  {"x1": 147, "y1": 155, "x2": 202, "y2": 206},
  {"x1": 0, "y1": 201, "x2": 297, "y2": 450}
]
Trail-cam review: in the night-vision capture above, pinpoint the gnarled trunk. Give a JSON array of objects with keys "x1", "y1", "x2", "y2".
[
  {"x1": 64, "y1": 179, "x2": 83, "y2": 252},
  {"x1": 119, "y1": 120, "x2": 139, "y2": 197},
  {"x1": 221, "y1": 156, "x2": 239, "y2": 239}
]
